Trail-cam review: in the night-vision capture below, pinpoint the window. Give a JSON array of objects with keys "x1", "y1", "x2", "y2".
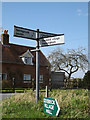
[
  {"x1": 24, "y1": 74, "x2": 31, "y2": 83},
  {"x1": 0, "y1": 73, "x2": 7, "y2": 80},
  {"x1": 39, "y1": 75, "x2": 43, "y2": 83},
  {"x1": 24, "y1": 57, "x2": 32, "y2": 65},
  {"x1": 20, "y1": 49, "x2": 34, "y2": 65}
]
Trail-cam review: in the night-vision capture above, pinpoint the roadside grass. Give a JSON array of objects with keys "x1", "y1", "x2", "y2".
[{"x1": 1, "y1": 89, "x2": 90, "y2": 119}]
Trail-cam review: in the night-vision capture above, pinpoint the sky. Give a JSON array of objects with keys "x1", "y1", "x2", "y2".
[{"x1": 0, "y1": 2, "x2": 88, "y2": 78}]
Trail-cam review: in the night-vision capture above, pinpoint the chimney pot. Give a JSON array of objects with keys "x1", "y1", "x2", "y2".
[
  {"x1": 1, "y1": 30, "x2": 9, "y2": 45},
  {"x1": 4, "y1": 30, "x2": 8, "y2": 34}
]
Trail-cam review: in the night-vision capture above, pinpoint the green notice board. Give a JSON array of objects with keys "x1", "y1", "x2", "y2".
[{"x1": 43, "y1": 97, "x2": 60, "y2": 116}]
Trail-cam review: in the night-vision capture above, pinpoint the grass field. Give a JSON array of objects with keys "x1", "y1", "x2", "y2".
[{"x1": 1, "y1": 89, "x2": 90, "y2": 119}]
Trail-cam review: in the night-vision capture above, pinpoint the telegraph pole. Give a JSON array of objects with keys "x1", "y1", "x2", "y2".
[{"x1": 36, "y1": 29, "x2": 39, "y2": 103}]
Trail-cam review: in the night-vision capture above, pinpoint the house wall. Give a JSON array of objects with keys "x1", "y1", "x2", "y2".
[{"x1": 2, "y1": 63, "x2": 50, "y2": 88}]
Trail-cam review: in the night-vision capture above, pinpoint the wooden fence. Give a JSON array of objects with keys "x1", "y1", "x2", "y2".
[{"x1": 1, "y1": 78, "x2": 83, "y2": 93}]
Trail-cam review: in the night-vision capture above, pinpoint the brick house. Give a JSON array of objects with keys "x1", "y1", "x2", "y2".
[{"x1": 0, "y1": 30, "x2": 51, "y2": 88}]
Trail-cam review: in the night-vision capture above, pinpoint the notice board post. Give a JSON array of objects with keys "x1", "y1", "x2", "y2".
[{"x1": 36, "y1": 29, "x2": 39, "y2": 103}]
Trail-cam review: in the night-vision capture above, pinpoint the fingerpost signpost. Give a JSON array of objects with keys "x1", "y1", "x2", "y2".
[{"x1": 14, "y1": 25, "x2": 64, "y2": 104}]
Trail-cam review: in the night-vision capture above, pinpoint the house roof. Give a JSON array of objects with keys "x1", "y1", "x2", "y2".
[
  {"x1": 0, "y1": 42, "x2": 50, "y2": 67},
  {"x1": 20, "y1": 49, "x2": 34, "y2": 58}
]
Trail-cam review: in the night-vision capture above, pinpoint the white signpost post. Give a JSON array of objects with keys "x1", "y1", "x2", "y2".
[{"x1": 14, "y1": 25, "x2": 64, "y2": 104}]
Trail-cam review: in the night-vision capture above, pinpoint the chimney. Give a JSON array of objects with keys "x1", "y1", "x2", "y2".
[{"x1": 1, "y1": 30, "x2": 9, "y2": 45}]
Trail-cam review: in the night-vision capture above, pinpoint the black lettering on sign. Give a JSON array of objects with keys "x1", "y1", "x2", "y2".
[
  {"x1": 16, "y1": 29, "x2": 29, "y2": 34},
  {"x1": 16, "y1": 32, "x2": 24, "y2": 35}
]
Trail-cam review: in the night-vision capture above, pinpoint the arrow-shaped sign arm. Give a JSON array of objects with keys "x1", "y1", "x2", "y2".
[{"x1": 55, "y1": 99, "x2": 60, "y2": 116}]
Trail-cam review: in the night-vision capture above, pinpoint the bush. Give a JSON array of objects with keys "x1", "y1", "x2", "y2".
[
  {"x1": 2, "y1": 80, "x2": 12, "y2": 89},
  {"x1": 83, "y1": 71, "x2": 90, "y2": 89}
]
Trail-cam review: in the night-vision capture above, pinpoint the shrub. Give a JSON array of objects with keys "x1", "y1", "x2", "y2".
[
  {"x1": 83, "y1": 71, "x2": 90, "y2": 89},
  {"x1": 2, "y1": 80, "x2": 12, "y2": 89}
]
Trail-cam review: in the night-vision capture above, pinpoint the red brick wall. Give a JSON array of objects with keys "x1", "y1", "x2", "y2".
[{"x1": 2, "y1": 63, "x2": 50, "y2": 88}]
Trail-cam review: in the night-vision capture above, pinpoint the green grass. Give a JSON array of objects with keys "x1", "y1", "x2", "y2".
[{"x1": 1, "y1": 89, "x2": 90, "y2": 119}]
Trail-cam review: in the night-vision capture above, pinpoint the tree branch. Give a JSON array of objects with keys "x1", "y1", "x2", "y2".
[
  {"x1": 58, "y1": 67, "x2": 69, "y2": 75},
  {"x1": 71, "y1": 66, "x2": 79, "y2": 73}
]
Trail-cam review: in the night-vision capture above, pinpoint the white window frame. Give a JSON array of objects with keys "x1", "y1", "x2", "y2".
[
  {"x1": 24, "y1": 57, "x2": 32, "y2": 65},
  {"x1": 21, "y1": 49, "x2": 34, "y2": 65},
  {"x1": 0, "y1": 73, "x2": 7, "y2": 80},
  {"x1": 39, "y1": 75, "x2": 43, "y2": 83},
  {"x1": 24, "y1": 74, "x2": 31, "y2": 83}
]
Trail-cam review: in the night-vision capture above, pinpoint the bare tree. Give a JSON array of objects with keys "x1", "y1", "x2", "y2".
[{"x1": 48, "y1": 47, "x2": 88, "y2": 79}]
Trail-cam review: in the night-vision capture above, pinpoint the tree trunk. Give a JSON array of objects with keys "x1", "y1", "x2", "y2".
[{"x1": 68, "y1": 73, "x2": 72, "y2": 80}]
